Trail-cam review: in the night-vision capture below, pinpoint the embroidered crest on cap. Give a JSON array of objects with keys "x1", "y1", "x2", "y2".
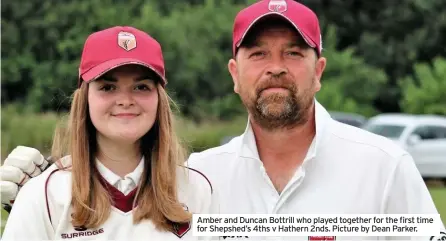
[
  {"x1": 268, "y1": 0, "x2": 287, "y2": 13},
  {"x1": 118, "y1": 31, "x2": 136, "y2": 51}
]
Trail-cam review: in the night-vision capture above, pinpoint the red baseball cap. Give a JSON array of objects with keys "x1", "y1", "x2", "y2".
[
  {"x1": 232, "y1": 0, "x2": 322, "y2": 57},
  {"x1": 78, "y1": 26, "x2": 166, "y2": 87}
]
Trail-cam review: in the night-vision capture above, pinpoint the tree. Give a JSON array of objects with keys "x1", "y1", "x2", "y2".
[
  {"x1": 2, "y1": 0, "x2": 445, "y2": 120},
  {"x1": 152, "y1": 0, "x2": 243, "y2": 119},
  {"x1": 399, "y1": 57, "x2": 446, "y2": 115},
  {"x1": 300, "y1": 0, "x2": 446, "y2": 113},
  {"x1": 316, "y1": 26, "x2": 387, "y2": 117},
  {"x1": 1, "y1": 0, "x2": 150, "y2": 112}
]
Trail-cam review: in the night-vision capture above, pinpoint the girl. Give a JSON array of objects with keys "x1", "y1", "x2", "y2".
[{"x1": 2, "y1": 26, "x2": 217, "y2": 240}]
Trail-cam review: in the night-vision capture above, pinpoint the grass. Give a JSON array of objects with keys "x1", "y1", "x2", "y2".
[
  {"x1": 1, "y1": 106, "x2": 61, "y2": 161},
  {"x1": 1, "y1": 208, "x2": 8, "y2": 236},
  {"x1": 430, "y1": 187, "x2": 446, "y2": 224},
  {"x1": 174, "y1": 114, "x2": 247, "y2": 153},
  {"x1": 1, "y1": 107, "x2": 445, "y2": 236},
  {"x1": 0, "y1": 106, "x2": 249, "y2": 161}
]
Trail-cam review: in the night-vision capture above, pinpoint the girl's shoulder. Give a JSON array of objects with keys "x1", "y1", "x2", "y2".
[
  {"x1": 20, "y1": 155, "x2": 72, "y2": 191},
  {"x1": 31, "y1": 155, "x2": 73, "y2": 204}
]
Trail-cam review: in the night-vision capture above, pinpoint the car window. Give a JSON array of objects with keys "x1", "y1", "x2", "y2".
[
  {"x1": 433, "y1": 126, "x2": 446, "y2": 139},
  {"x1": 335, "y1": 118, "x2": 364, "y2": 127},
  {"x1": 411, "y1": 125, "x2": 446, "y2": 140},
  {"x1": 363, "y1": 124, "x2": 406, "y2": 138}
]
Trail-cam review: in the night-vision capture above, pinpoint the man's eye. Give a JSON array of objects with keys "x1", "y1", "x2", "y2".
[
  {"x1": 286, "y1": 51, "x2": 303, "y2": 57},
  {"x1": 250, "y1": 51, "x2": 266, "y2": 58},
  {"x1": 99, "y1": 84, "x2": 115, "y2": 92}
]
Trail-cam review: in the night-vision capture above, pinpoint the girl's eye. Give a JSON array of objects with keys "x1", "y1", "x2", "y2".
[
  {"x1": 99, "y1": 84, "x2": 116, "y2": 92},
  {"x1": 135, "y1": 84, "x2": 151, "y2": 91}
]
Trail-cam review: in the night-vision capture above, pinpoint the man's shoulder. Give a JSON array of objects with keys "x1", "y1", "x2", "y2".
[
  {"x1": 188, "y1": 135, "x2": 242, "y2": 163},
  {"x1": 184, "y1": 135, "x2": 243, "y2": 180},
  {"x1": 327, "y1": 119, "x2": 408, "y2": 159}
]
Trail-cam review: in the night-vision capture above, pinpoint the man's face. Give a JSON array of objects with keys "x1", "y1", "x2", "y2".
[{"x1": 228, "y1": 21, "x2": 326, "y2": 130}]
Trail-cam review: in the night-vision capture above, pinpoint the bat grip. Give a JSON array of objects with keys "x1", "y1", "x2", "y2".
[{"x1": 3, "y1": 203, "x2": 12, "y2": 213}]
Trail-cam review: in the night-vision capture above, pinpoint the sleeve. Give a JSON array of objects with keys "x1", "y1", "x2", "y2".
[
  {"x1": 383, "y1": 154, "x2": 445, "y2": 240},
  {"x1": 1, "y1": 175, "x2": 54, "y2": 240},
  {"x1": 184, "y1": 156, "x2": 221, "y2": 241},
  {"x1": 184, "y1": 155, "x2": 220, "y2": 215},
  {"x1": 202, "y1": 181, "x2": 220, "y2": 215},
  {"x1": 197, "y1": 189, "x2": 221, "y2": 241}
]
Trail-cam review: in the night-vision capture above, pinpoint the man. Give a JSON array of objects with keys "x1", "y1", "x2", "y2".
[{"x1": 1, "y1": 0, "x2": 444, "y2": 240}]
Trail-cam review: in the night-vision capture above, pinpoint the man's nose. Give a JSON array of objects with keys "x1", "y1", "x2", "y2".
[{"x1": 266, "y1": 56, "x2": 288, "y2": 78}]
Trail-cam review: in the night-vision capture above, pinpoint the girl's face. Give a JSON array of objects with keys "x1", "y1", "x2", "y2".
[{"x1": 88, "y1": 65, "x2": 159, "y2": 144}]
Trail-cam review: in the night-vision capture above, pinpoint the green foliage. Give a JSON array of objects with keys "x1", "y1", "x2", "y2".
[
  {"x1": 301, "y1": 0, "x2": 446, "y2": 112},
  {"x1": 153, "y1": 0, "x2": 243, "y2": 119},
  {"x1": 399, "y1": 57, "x2": 446, "y2": 115},
  {"x1": 316, "y1": 26, "x2": 387, "y2": 117},
  {"x1": 1, "y1": 0, "x2": 445, "y2": 119}
]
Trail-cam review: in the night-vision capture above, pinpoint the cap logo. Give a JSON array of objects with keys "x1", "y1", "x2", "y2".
[
  {"x1": 118, "y1": 31, "x2": 136, "y2": 51},
  {"x1": 268, "y1": 0, "x2": 287, "y2": 13}
]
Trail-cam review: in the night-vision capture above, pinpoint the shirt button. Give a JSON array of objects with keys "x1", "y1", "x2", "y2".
[{"x1": 120, "y1": 178, "x2": 134, "y2": 194}]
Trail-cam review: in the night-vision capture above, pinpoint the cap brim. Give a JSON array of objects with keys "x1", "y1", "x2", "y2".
[
  {"x1": 80, "y1": 58, "x2": 166, "y2": 85},
  {"x1": 236, "y1": 13, "x2": 316, "y2": 50}
]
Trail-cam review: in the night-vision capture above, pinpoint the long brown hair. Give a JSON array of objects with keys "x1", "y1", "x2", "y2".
[{"x1": 51, "y1": 77, "x2": 191, "y2": 231}]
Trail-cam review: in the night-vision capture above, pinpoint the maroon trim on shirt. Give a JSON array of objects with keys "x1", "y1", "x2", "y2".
[
  {"x1": 172, "y1": 222, "x2": 191, "y2": 238},
  {"x1": 45, "y1": 159, "x2": 139, "y2": 225},
  {"x1": 98, "y1": 174, "x2": 138, "y2": 213},
  {"x1": 183, "y1": 166, "x2": 213, "y2": 194},
  {"x1": 45, "y1": 168, "x2": 63, "y2": 225}
]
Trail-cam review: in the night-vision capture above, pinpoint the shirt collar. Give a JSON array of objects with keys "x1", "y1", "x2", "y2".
[
  {"x1": 239, "y1": 99, "x2": 331, "y2": 164},
  {"x1": 95, "y1": 156, "x2": 145, "y2": 186}
]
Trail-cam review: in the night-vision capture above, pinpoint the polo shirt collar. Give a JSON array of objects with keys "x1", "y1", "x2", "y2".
[
  {"x1": 95, "y1": 156, "x2": 144, "y2": 187},
  {"x1": 238, "y1": 99, "x2": 331, "y2": 164}
]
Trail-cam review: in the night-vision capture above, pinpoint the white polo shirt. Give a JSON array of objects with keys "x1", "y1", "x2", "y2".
[
  {"x1": 2, "y1": 156, "x2": 218, "y2": 240},
  {"x1": 187, "y1": 100, "x2": 445, "y2": 240}
]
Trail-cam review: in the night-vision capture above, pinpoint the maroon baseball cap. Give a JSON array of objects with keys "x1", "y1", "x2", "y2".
[
  {"x1": 232, "y1": 0, "x2": 322, "y2": 57},
  {"x1": 78, "y1": 26, "x2": 166, "y2": 87}
]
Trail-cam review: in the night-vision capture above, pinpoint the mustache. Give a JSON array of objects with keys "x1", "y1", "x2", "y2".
[{"x1": 256, "y1": 77, "x2": 296, "y2": 94}]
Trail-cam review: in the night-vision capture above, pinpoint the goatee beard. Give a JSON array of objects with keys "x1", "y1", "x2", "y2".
[{"x1": 250, "y1": 92, "x2": 310, "y2": 131}]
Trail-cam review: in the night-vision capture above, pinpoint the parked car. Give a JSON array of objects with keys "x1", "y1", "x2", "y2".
[
  {"x1": 220, "y1": 111, "x2": 367, "y2": 145},
  {"x1": 220, "y1": 112, "x2": 368, "y2": 145},
  {"x1": 220, "y1": 135, "x2": 236, "y2": 145},
  {"x1": 329, "y1": 111, "x2": 367, "y2": 128},
  {"x1": 362, "y1": 113, "x2": 446, "y2": 181}
]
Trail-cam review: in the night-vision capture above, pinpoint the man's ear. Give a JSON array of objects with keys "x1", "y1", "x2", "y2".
[
  {"x1": 228, "y1": 58, "x2": 239, "y2": 93},
  {"x1": 314, "y1": 56, "x2": 326, "y2": 92}
]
